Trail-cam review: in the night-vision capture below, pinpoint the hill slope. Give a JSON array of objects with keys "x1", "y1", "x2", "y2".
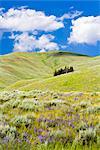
[
  {"x1": 0, "y1": 51, "x2": 100, "y2": 149},
  {"x1": 0, "y1": 51, "x2": 100, "y2": 92}
]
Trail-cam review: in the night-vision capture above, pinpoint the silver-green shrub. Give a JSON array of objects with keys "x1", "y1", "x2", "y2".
[
  {"x1": 0, "y1": 124, "x2": 16, "y2": 140},
  {"x1": 11, "y1": 115, "x2": 31, "y2": 127},
  {"x1": 87, "y1": 106, "x2": 100, "y2": 114},
  {"x1": 18, "y1": 99, "x2": 40, "y2": 111},
  {"x1": 79, "y1": 101, "x2": 90, "y2": 108},
  {"x1": 75, "y1": 127, "x2": 97, "y2": 145}
]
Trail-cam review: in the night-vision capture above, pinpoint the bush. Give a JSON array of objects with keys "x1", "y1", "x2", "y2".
[
  {"x1": 11, "y1": 98, "x2": 21, "y2": 108},
  {"x1": 0, "y1": 114, "x2": 6, "y2": 122},
  {"x1": 0, "y1": 124, "x2": 16, "y2": 140},
  {"x1": 0, "y1": 91, "x2": 20, "y2": 103},
  {"x1": 11, "y1": 115, "x2": 31, "y2": 127},
  {"x1": 87, "y1": 106, "x2": 100, "y2": 114},
  {"x1": 18, "y1": 99, "x2": 39, "y2": 111},
  {"x1": 79, "y1": 101, "x2": 90, "y2": 108},
  {"x1": 75, "y1": 127, "x2": 97, "y2": 145},
  {"x1": 76, "y1": 122, "x2": 88, "y2": 132},
  {"x1": 44, "y1": 99, "x2": 64, "y2": 108}
]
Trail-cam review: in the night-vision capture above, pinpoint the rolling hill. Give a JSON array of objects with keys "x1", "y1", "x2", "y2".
[
  {"x1": 0, "y1": 51, "x2": 100, "y2": 150},
  {"x1": 0, "y1": 51, "x2": 100, "y2": 92}
]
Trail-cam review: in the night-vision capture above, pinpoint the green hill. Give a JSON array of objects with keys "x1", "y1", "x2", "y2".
[
  {"x1": 0, "y1": 51, "x2": 100, "y2": 149},
  {"x1": 0, "y1": 51, "x2": 100, "y2": 92}
]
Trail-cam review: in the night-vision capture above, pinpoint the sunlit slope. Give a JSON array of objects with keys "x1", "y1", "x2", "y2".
[
  {"x1": 6, "y1": 55, "x2": 100, "y2": 92},
  {"x1": 0, "y1": 51, "x2": 91, "y2": 90},
  {"x1": 17, "y1": 68, "x2": 100, "y2": 92}
]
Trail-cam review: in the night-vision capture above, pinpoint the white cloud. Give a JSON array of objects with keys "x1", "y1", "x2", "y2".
[
  {"x1": 59, "y1": 10, "x2": 83, "y2": 21},
  {"x1": 39, "y1": 49, "x2": 46, "y2": 53},
  {"x1": 0, "y1": 7, "x2": 64, "y2": 52},
  {"x1": 36, "y1": 34, "x2": 59, "y2": 51},
  {"x1": 68, "y1": 16, "x2": 100, "y2": 45},
  {"x1": 0, "y1": 7, "x2": 64, "y2": 32},
  {"x1": 10, "y1": 32, "x2": 36, "y2": 52},
  {"x1": 60, "y1": 45, "x2": 67, "y2": 49},
  {"x1": 0, "y1": 8, "x2": 5, "y2": 15},
  {"x1": 10, "y1": 32, "x2": 59, "y2": 52}
]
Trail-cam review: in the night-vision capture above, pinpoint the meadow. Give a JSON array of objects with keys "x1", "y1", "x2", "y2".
[
  {"x1": 0, "y1": 51, "x2": 100, "y2": 149},
  {"x1": 0, "y1": 90, "x2": 100, "y2": 150}
]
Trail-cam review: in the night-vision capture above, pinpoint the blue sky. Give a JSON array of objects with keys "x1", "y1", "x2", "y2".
[{"x1": 0, "y1": 0, "x2": 100, "y2": 56}]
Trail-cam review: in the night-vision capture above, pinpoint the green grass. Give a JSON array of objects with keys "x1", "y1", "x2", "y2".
[
  {"x1": 0, "y1": 51, "x2": 100, "y2": 149},
  {"x1": 0, "y1": 51, "x2": 94, "y2": 91},
  {"x1": 19, "y1": 68, "x2": 100, "y2": 92},
  {"x1": 0, "y1": 51, "x2": 99, "y2": 92},
  {"x1": 5, "y1": 55, "x2": 100, "y2": 92},
  {"x1": 0, "y1": 90, "x2": 100, "y2": 149}
]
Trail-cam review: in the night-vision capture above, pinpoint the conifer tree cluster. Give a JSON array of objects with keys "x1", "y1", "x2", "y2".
[{"x1": 54, "y1": 66, "x2": 74, "y2": 76}]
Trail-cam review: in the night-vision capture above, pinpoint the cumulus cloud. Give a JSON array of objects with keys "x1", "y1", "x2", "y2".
[
  {"x1": 0, "y1": 7, "x2": 65, "y2": 52},
  {"x1": 10, "y1": 32, "x2": 59, "y2": 52},
  {"x1": 10, "y1": 32, "x2": 36, "y2": 52},
  {"x1": 68, "y1": 16, "x2": 100, "y2": 45},
  {"x1": 59, "y1": 10, "x2": 83, "y2": 21},
  {"x1": 60, "y1": 45, "x2": 67, "y2": 49},
  {"x1": 36, "y1": 34, "x2": 59, "y2": 51},
  {"x1": 0, "y1": 7, "x2": 64, "y2": 32},
  {"x1": 0, "y1": 8, "x2": 5, "y2": 15},
  {"x1": 39, "y1": 49, "x2": 46, "y2": 53}
]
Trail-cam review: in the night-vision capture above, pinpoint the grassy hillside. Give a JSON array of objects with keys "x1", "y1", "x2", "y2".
[
  {"x1": 20, "y1": 56, "x2": 100, "y2": 92},
  {"x1": 1, "y1": 52, "x2": 99, "y2": 92},
  {"x1": 0, "y1": 51, "x2": 95, "y2": 90},
  {"x1": 0, "y1": 51, "x2": 100, "y2": 149}
]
